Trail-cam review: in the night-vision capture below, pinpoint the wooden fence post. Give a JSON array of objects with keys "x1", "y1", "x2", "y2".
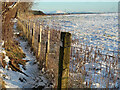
[
  {"x1": 25, "y1": 20, "x2": 27, "y2": 37},
  {"x1": 28, "y1": 20, "x2": 30, "y2": 42},
  {"x1": 24, "y1": 21, "x2": 26, "y2": 36},
  {"x1": 37, "y1": 25, "x2": 42, "y2": 58},
  {"x1": 23, "y1": 21, "x2": 26, "y2": 36},
  {"x1": 58, "y1": 32, "x2": 72, "y2": 89},
  {"x1": 32, "y1": 22, "x2": 35, "y2": 50},
  {"x1": 45, "y1": 30, "x2": 50, "y2": 68},
  {"x1": 26, "y1": 20, "x2": 29, "y2": 39},
  {"x1": 47, "y1": 30, "x2": 50, "y2": 53}
]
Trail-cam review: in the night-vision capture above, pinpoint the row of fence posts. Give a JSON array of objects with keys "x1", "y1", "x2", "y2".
[{"x1": 17, "y1": 15, "x2": 72, "y2": 89}]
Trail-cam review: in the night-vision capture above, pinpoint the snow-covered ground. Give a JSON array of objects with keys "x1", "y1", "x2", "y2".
[
  {"x1": 0, "y1": 13, "x2": 119, "y2": 88},
  {"x1": 0, "y1": 21, "x2": 51, "y2": 88},
  {"x1": 32, "y1": 13, "x2": 119, "y2": 88},
  {"x1": 36, "y1": 13, "x2": 118, "y2": 55}
]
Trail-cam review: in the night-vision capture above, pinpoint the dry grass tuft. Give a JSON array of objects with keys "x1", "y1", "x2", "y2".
[
  {"x1": 4, "y1": 40, "x2": 26, "y2": 60},
  {"x1": 4, "y1": 40, "x2": 27, "y2": 71}
]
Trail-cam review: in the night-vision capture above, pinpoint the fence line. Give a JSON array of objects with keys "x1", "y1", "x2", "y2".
[
  {"x1": 17, "y1": 14, "x2": 119, "y2": 88},
  {"x1": 17, "y1": 15, "x2": 72, "y2": 88},
  {"x1": 69, "y1": 41, "x2": 119, "y2": 88}
]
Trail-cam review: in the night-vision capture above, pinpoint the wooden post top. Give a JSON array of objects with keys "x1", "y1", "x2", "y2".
[{"x1": 60, "y1": 32, "x2": 71, "y2": 48}]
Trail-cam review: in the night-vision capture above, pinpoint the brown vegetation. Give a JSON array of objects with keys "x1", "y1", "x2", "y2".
[
  {"x1": 2, "y1": 2, "x2": 33, "y2": 41},
  {"x1": 0, "y1": 78, "x2": 6, "y2": 89},
  {"x1": 4, "y1": 40, "x2": 29, "y2": 72},
  {"x1": 0, "y1": 2, "x2": 33, "y2": 88},
  {"x1": 4, "y1": 40, "x2": 26, "y2": 60},
  {"x1": 1, "y1": 1, "x2": 33, "y2": 69},
  {"x1": 68, "y1": 43, "x2": 119, "y2": 88}
]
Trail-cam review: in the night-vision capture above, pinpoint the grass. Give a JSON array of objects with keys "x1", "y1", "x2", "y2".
[
  {"x1": 17, "y1": 17, "x2": 118, "y2": 88},
  {"x1": 0, "y1": 78, "x2": 6, "y2": 90},
  {"x1": 69, "y1": 42, "x2": 119, "y2": 88},
  {"x1": 4, "y1": 40, "x2": 26, "y2": 60},
  {"x1": 0, "y1": 53, "x2": 7, "y2": 68},
  {"x1": 3, "y1": 40, "x2": 27, "y2": 71}
]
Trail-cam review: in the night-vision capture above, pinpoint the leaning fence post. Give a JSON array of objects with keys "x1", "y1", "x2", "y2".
[
  {"x1": 37, "y1": 25, "x2": 42, "y2": 58},
  {"x1": 58, "y1": 32, "x2": 72, "y2": 89},
  {"x1": 45, "y1": 30, "x2": 50, "y2": 68}
]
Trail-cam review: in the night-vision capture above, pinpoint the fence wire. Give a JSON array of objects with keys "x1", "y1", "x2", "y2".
[
  {"x1": 69, "y1": 42, "x2": 119, "y2": 88},
  {"x1": 18, "y1": 17, "x2": 119, "y2": 88}
]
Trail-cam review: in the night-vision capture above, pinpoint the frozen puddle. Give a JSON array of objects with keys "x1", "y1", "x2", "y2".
[{"x1": 1, "y1": 37, "x2": 51, "y2": 88}]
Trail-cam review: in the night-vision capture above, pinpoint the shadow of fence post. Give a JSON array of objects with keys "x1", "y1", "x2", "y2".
[
  {"x1": 58, "y1": 32, "x2": 72, "y2": 89},
  {"x1": 31, "y1": 22, "x2": 35, "y2": 51}
]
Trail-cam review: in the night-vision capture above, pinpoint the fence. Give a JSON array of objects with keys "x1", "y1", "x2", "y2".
[
  {"x1": 17, "y1": 14, "x2": 119, "y2": 88},
  {"x1": 17, "y1": 14, "x2": 72, "y2": 88},
  {"x1": 69, "y1": 43, "x2": 119, "y2": 88}
]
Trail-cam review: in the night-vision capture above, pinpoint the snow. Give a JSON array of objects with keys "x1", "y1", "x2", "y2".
[
  {"x1": 2, "y1": 37, "x2": 50, "y2": 88},
  {"x1": 3, "y1": 56, "x2": 10, "y2": 63},
  {"x1": 0, "y1": 13, "x2": 119, "y2": 88},
  {"x1": 1, "y1": 51, "x2": 6, "y2": 55},
  {"x1": 11, "y1": 18, "x2": 18, "y2": 23},
  {"x1": 0, "y1": 22, "x2": 51, "y2": 88},
  {"x1": 92, "y1": 83, "x2": 100, "y2": 88},
  {"x1": 38, "y1": 13, "x2": 118, "y2": 55},
  {"x1": 41, "y1": 13, "x2": 119, "y2": 88}
]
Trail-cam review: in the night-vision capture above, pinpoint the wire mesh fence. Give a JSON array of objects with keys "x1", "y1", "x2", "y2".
[
  {"x1": 69, "y1": 42, "x2": 119, "y2": 88},
  {"x1": 17, "y1": 17, "x2": 61, "y2": 86},
  {"x1": 17, "y1": 14, "x2": 119, "y2": 88}
]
